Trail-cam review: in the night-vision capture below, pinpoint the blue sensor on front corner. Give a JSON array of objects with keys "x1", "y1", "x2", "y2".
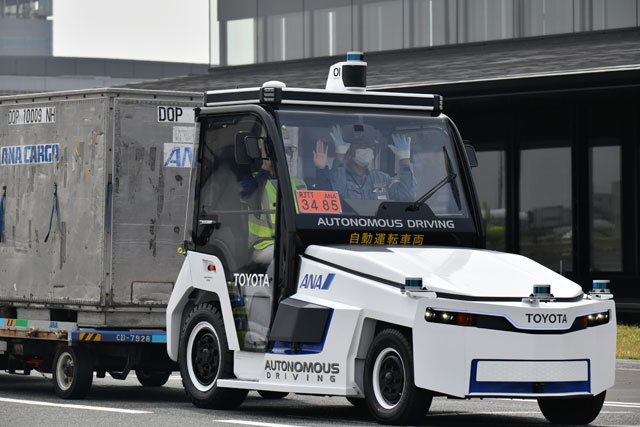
[
  {"x1": 347, "y1": 52, "x2": 364, "y2": 61},
  {"x1": 533, "y1": 284, "x2": 551, "y2": 295},
  {"x1": 405, "y1": 277, "x2": 422, "y2": 288}
]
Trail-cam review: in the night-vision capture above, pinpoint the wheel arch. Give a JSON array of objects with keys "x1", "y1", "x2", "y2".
[
  {"x1": 352, "y1": 318, "x2": 413, "y2": 396},
  {"x1": 166, "y1": 253, "x2": 239, "y2": 362}
]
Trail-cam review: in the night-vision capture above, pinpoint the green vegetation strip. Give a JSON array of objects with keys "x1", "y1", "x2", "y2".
[{"x1": 617, "y1": 324, "x2": 640, "y2": 359}]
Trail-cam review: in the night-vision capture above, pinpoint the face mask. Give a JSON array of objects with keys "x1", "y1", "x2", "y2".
[{"x1": 353, "y1": 148, "x2": 374, "y2": 168}]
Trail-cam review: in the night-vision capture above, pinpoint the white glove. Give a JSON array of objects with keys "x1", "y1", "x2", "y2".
[
  {"x1": 389, "y1": 134, "x2": 411, "y2": 160},
  {"x1": 329, "y1": 125, "x2": 350, "y2": 155}
]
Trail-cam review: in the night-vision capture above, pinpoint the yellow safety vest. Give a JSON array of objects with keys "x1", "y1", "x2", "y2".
[{"x1": 248, "y1": 175, "x2": 305, "y2": 251}]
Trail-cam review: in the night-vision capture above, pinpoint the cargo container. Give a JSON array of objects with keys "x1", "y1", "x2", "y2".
[{"x1": 0, "y1": 88, "x2": 201, "y2": 398}]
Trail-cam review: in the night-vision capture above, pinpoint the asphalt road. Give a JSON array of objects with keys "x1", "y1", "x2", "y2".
[{"x1": 1, "y1": 360, "x2": 639, "y2": 427}]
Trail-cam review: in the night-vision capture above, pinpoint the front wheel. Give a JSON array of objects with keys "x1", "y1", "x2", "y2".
[
  {"x1": 179, "y1": 303, "x2": 247, "y2": 409},
  {"x1": 52, "y1": 346, "x2": 93, "y2": 399},
  {"x1": 538, "y1": 391, "x2": 606, "y2": 425},
  {"x1": 135, "y1": 369, "x2": 171, "y2": 387},
  {"x1": 363, "y1": 329, "x2": 432, "y2": 424}
]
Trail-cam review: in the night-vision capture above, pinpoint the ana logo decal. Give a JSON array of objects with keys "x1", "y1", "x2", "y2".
[
  {"x1": 299, "y1": 273, "x2": 335, "y2": 290},
  {"x1": 163, "y1": 143, "x2": 194, "y2": 168}
]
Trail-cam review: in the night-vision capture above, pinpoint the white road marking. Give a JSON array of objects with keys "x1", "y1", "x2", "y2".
[
  {"x1": 217, "y1": 420, "x2": 302, "y2": 427},
  {"x1": 605, "y1": 402, "x2": 640, "y2": 409},
  {"x1": 498, "y1": 398, "x2": 640, "y2": 409},
  {"x1": 617, "y1": 367, "x2": 640, "y2": 372},
  {"x1": 432, "y1": 411, "x2": 541, "y2": 416},
  {"x1": 0, "y1": 397, "x2": 152, "y2": 414}
]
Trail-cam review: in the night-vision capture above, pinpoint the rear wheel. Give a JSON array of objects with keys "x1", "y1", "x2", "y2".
[
  {"x1": 363, "y1": 329, "x2": 432, "y2": 424},
  {"x1": 258, "y1": 390, "x2": 289, "y2": 399},
  {"x1": 52, "y1": 346, "x2": 93, "y2": 399},
  {"x1": 135, "y1": 369, "x2": 171, "y2": 387},
  {"x1": 179, "y1": 303, "x2": 247, "y2": 409},
  {"x1": 538, "y1": 391, "x2": 606, "y2": 425}
]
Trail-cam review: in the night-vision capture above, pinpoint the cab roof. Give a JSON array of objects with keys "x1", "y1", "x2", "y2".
[{"x1": 204, "y1": 86, "x2": 442, "y2": 114}]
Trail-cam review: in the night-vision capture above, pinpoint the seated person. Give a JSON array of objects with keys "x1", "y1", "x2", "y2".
[
  {"x1": 313, "y1": 124, "x2": 416, "y2": 201},
  {"x1": 241, "y1": 138, "x2": 305, "y2": 264}
]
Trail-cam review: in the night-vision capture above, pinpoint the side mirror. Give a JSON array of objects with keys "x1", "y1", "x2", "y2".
[
  {"x1": 235, "y1": 132, "x2": 263, "y2": 165},
  {"x1": 464, "y1": 143, "x2": 478, "y2": 168}
]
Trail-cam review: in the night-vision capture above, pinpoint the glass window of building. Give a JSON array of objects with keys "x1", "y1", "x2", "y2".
[
  {"x1": 588, "y1": 110, "x2": 623, "y2": 272},
  {"x1": 362, "y1": 0, "x2": 404, "y2": 52},
  {"x1": 263, "y1": 12, "x2": 304, "y2": 62},
  {"x1": 405, "y1": 0, "x2": 457, "y2": 47},
  {"x1": 457, "y1": 0, "x2": 515, "y2": 43},
  {"x1": 592, "y1": 0, "x2": 638, "y2": 30},
  {"x1": 519, "y1": 144, "x2": 572, "y2": 272},
  {"x1": 307, "y1": 1, "x2": 352, "y2": 57},
  {"x1": 523, "y1": 0, "x2": 575, "y2": 36},
  {"x1": 472, "y1": 149, "x2": 507, "y2": 251},
  {"x1": 518, "y1": 107, "x2": 573, "y2": 272},
  {"x1": 589, "y1": 146, "x2": 622, "y2": 271},
  {"x1": 227, "y1": 18, "x2": 256, "y2": 66}
]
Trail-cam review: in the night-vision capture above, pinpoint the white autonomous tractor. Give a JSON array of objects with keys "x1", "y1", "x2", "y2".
[{"x1": 166, "y1": 53, "x2": 616, "y2": 425}]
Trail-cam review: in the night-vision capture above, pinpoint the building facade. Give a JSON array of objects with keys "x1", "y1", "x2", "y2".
[
  {"x1": 214, "y1": 0, "x2": 640, "y2": 66},
  {"x1": 0, "y1": 0, "x2": 52, "y2": 56},
  {"x1": 0, "y1": 0, "x2": 208, "y2": 94}
]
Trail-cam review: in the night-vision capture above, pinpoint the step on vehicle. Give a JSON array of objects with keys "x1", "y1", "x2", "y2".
[{"x1": 166, "y1": 53, "x2": 616, "y2": 425}]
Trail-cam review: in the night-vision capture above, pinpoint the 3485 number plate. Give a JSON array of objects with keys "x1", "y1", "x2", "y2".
[{"x1": 296, "y1": 190, "x2": 342, "y2": 214}]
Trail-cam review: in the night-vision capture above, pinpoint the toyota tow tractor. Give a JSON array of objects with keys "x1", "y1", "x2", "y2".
[{"x1": 166, "y1": 52, "x2": 615, "y2": 425}]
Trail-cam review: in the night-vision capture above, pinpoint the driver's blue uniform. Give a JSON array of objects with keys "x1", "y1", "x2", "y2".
[{"x1": 316, "y1": 159, "x2": 416, "y2": 201}]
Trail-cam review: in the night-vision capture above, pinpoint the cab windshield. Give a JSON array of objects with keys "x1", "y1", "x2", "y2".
[{"x1": 276, "y1": 108, "x2": 471, "y2": 222}]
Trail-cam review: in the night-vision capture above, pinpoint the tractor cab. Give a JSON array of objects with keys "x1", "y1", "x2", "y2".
[{"x1": 185, "y1": 53, "x2": 483, "y2": 352}]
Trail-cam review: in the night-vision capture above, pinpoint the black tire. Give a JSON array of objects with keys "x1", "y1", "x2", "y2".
[
  {"x1": 52, "y1": 346, "x2": 93, "y2": 399},
  {"x1": 346, "y1": 396, "x2": 367, "y2": 408},
  {"x1": 179, "y1": 303, "x2": 248, "y2": 409},
  {"x1": 135, "y1": 369, "x2": 171, "y2": 387},
  {"x1": 538, "y1": 391, "x2": 606, "y2": 425},
  {"x1": 258, "y1": 390, "x2": 289, "y2": 399},
  {"x1": 363, "y1": 329, "x2": 432, "y2": 425}
]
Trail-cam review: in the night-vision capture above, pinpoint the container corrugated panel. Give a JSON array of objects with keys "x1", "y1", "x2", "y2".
[{"x1": 0, "y1": 89, "x2": 201, "y2": 326}]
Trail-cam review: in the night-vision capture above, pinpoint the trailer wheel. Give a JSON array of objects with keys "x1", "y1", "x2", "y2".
[
  {"x1": 258, "y1": 390, "x2": 289, "y2": 399},
  {"x1": 538, "y1": 391, "x2": 606, "y2": 425},
  {"x1": 363, "y1": 329, "x2": 432, "y2": 424},
  {"x1": 179, "y1": 303, "x2": 247, "y2": 409},
  {"x1": 52, "y1": 346, "x2": 93, "y2": 399},
  {"x1": 135, "y1": 369, "x2": 171, "y2": 387}
]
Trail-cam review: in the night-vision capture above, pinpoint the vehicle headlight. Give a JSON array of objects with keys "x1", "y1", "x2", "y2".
[
  {"x1": 425, "y1": 308, "x2": 475, "y2": 327},
  {"x1": 581, "y1": 310, "x2": 610, "y2": 328}
]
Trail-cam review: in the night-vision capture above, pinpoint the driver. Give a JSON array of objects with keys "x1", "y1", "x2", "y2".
[
  {"x1": 241, "y1": 137, "x2": 305, "y2": 264},
  {"x1": 313, "y1": 124, "x2": 416, "y2": 201}
]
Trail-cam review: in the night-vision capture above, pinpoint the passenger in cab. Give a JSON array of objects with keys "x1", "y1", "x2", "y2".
[{"x1": 313, "y1": 124, "x2": 416, "y2": 201}]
